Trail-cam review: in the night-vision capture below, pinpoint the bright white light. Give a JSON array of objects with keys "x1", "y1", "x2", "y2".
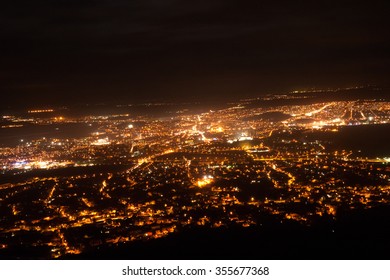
[
  {"x1": 238, "y1": 136, "x2": 253, "y2": 141},
  {"x1": 92, "y1": 138, "x2": 110, "y2": 146}
]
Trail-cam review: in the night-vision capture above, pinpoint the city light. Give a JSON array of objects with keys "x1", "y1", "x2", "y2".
[
  {"x1": 1, "y1": 87, "x2": 390, "y2": 259},
  {"x1": 197, "y1": 175, "x2": 214, "y2": 187}
]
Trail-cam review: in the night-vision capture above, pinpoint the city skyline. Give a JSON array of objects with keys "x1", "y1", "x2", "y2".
[{"x1": 1, "y1": 87, "x2": 390, "y2": 259}]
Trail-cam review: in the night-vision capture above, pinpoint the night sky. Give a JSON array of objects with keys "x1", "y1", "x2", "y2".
[{"x1": 1, "y1": 0, "x2": 389, "y2": 107}]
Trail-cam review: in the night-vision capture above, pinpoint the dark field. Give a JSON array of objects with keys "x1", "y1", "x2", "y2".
[{"x1": 304, "y1": 124, "x2": 390, "y2": 157}]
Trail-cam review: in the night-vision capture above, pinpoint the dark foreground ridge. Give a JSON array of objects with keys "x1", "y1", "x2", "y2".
[
  {"x1": 1, "y1": 205, "x2": 389, "y2": 260},
  {"x1": 60, "y1": 205, "x2": 390, "y2": 260}
]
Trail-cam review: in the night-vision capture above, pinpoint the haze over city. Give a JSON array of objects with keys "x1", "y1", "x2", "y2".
[{"x1": 1, "y1": 1, "x2": 389, "y2": 108}]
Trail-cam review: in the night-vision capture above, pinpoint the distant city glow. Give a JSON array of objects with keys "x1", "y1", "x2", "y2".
[{"x1": 28, "y1": 109, "x2": 54, "y2": 113}]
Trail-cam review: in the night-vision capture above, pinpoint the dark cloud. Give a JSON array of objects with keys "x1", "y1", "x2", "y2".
[{"x1": 1, "y1": 0, "x2": 389, "y2": 107}]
